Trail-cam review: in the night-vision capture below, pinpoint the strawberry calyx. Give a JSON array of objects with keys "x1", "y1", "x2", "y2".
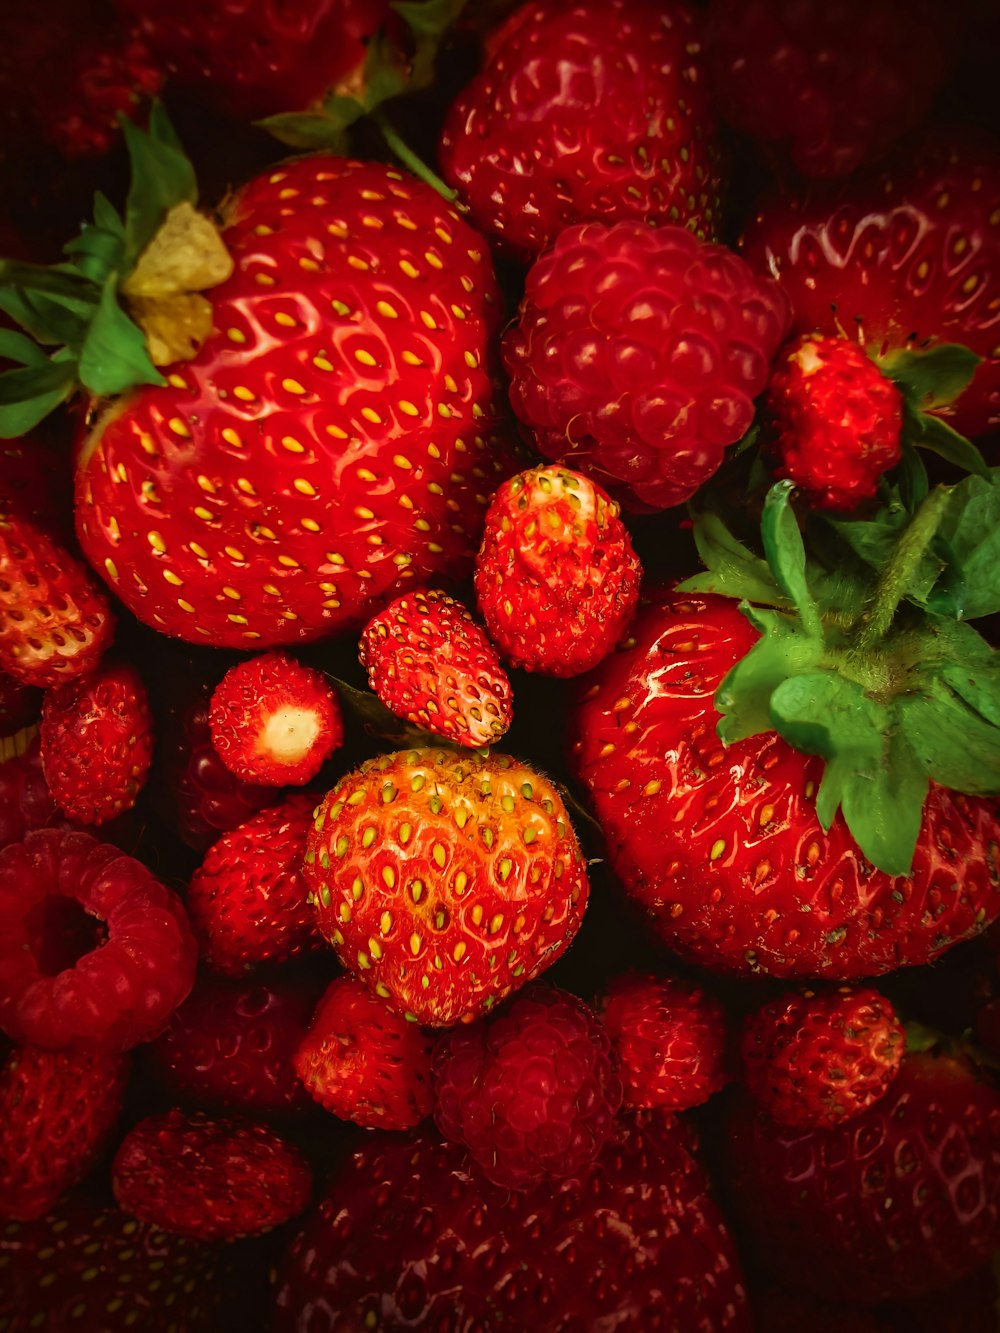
[
  {"x1": 0, "y1": 105, "x2": 231, "y2": 438},
  {"x1": 878, "y1": 342, "x2": 990, "y2": 479}
]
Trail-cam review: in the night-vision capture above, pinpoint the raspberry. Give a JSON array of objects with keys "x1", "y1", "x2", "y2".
[
  {"x1": 503, "y1": 222, "x2": 791, "y2": 511},
  {"x1": 0, "y1": 829, "x2": 197, "y2": 1053},
  {"x1": 433, "y1": 986, "x2": 622, "y2": 1190}
]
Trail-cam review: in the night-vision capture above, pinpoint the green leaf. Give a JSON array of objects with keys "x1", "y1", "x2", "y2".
[
  {"x1": 677, "y1": 510, "x2": 786, "y2": 607},
  {"x1": 0, "y1": 355, "x2": 77, "y2": 437},
  {"x1": 934, "y1": 468, "x2": 1000, "y2": 620},
  {"x1": 896, "y1": 441, "x2": 929, "y2": 513},
  {"x1": 321, "y1": 671, "x2": 444, "y2": 748},
  {"x1": 715, "y1": 609, "x2": 824, "y2": 743},
  {"x1": 731, "y1": 422, "x2": 761, "y2": 458},
  {"x1": 255, "y1": 110, "x2": 356, "y2": 152},
  {"x1": 899, "y1": 684, "x2": 1000, "y2": 796},
  {"x1": 761, "y1": 481, "x2": 824, "y2": 638},
  {"x1": 0, "y1": 259, "x2": 100, "y2": 306},
  {"x1": 121, "y1": 106, "x2": 198, "y2": 269},
  {"x1": 0, "y1": 288, "x2": 93, "y2": 347},
  {"x1": 0, "y1": 329, "x2": 49, "y2": 367},
  {"x1": 913, "y1": 411, "x2": 991, "y2": 481},
  {"x1": 78, "y1": 273, "x2": 165, "y2": 397},
  {"x1": 883, "y1": 343, "x2": 982, "y2": 410}
]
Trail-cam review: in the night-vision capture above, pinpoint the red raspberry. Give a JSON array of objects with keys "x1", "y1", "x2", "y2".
[
  {"x1": 503, "y1": 222, "x2": 791, "y2": 511},
  {"x1": 294, "y1": 974, "x2": 435, "y2": 1130},
  {"x1": 740, "y1": 986, "x2": 905, "y2": 1128},
  {"x1": 112, "y1": 1109, "x2": 313, "y2": 1241},
  {"x1": 474, "y1": 466, "x2": 642, "y2": 677},
  {"x1": 0, "y1": 1043, "x2": 129, "y2": 1220},
  {"x1": 0, "y1": 829, "x2": 197, "y2": 1053},
  {"x1": 433, "y1": 987, "x2": 622, "y2": 1190},
  {"x1": 766, "y1": 334, "x2": 904, "y2": 510},
  {"x1": 599, "y1": 973, "x2": 729, "y2": 1110}
]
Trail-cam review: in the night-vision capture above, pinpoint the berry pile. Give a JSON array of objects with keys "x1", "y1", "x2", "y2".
[{"x1": 0, "y1": 2, "x2": 998, "y2": 1330}]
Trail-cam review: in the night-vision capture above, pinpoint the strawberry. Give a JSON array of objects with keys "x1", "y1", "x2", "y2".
[
  {"x1": 439, "y1": 0, "x2": 723, "y2": 261},
  {"x1": 765, "y1": 334, "x2": 905, "y2": 510},
  {"x1": 359, "y1": 587, "x2": 513, "y2": 747},
  {"x1": 294, "y1": 973, "x2": 435, "y2": 1129},
  {"x1": 186, "y1": 793, "x2": 321, "y2": 975},
  {"x1": 740, "y1": 986, "x2": 905, "y2": 1128},
  {"x1": 723, "y1": 1050, "x2": 1000, "y2": 1303},
  {"x1": 474, "y1": 466, "x2": 642, "y2": 677},
  {"x1": 598, "y1": 971, "x2": 730, "y2": 1111},
  {"x1": 0, "y1": 1043, "x2": 129, "y2": 1221},
  {"x1": 704, "y1": 0, "x2": 964, "y2": 179},
  {"x1": 40, "y1": 659, "x2": 155, "y2": 825},
  {"x1": 304, "y1": 748, "x2": 590, "y2": 1025},
  {"x1": 274, "y1": 1111, "x2": 752, "y2": 1330},
  {"x1": 112, "y1": 1108, "x2": 313, "y2": 1241},
  {"x1": 502, "y1": 222, "x2": 791, "y2": 511},
  {"x1": 741, "y1": 131, "x2": 1000, "y2": 440},
  {"x1": 0, "y1": 511, "x2": 114, "y2": 688},
  {"x1": 209, "y1": 651, "x2": 342, "y2": 786}
]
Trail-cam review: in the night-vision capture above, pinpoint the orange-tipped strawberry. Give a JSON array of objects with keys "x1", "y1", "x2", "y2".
[
  {"x1": 209, "y1": 652, "x2": 343, "y2": 787},
  {"x1": 359, "y1": 588, "x2": 513, "y2": 749}
]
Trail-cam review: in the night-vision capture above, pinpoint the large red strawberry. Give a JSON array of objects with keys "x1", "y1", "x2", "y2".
[
  {"x1": 439, "y1": 0, "x2": 722, "y2": 261},
  {"x1": 274, "y1": 1111, "x2": 752, "y2": 1330}
]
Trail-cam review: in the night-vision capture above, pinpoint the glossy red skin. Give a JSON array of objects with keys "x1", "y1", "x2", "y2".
[
  {"x1": 117, "y1": 0, "x2": 389, "y2": 119},
  {"x1": 360, "y1": 587, "x2": 513, "y2": 747},
  {"x1": 439, "y1": 0, "x2": 722, "y2": 262},
  {"x1": 704, "y1": 0, "x2": 963, "y2": 180},
  {"x1": 0, "y1": 829, "x2": 197, "y2": 1052},
  {"x1": 0, "y1": 1044, "x2": 129, "y2": 1221},
  {"x1": 149, "y1": 974, "x2": 315, "y2": 1114},
  {"x1": 741, "y1": 132, "x2": 1000, "y2": 440},
  {"x1": 41, "y1": 660, "x2": 155, "y2": 825},
  {"x1": 599, "y1": 971, "x2": 729, "y2": 1111},
  {"x1": 475, "y1": 465, "x2": 642, "y2": 677},
  {"x1": 76, "y1": 155, "x2": 517, "y2": 650},
  {"x1": 0, "y1": 512, "x2": 114, "y2": 688},
  {"x1": 741, "y1": 986, "x2": 905, "y2": 1128},
  {"x1": 723, "y1": 1053, "x2": 1000, "y2": 1303},
  {"x1": 571, "y1": 588, "x2": 1000, "y2": 979},
  {"x1": 305, "y1": 749, "x2": 591, "y2": 1026},
  {"x1": 294, "y1": 973, "x2": 434, "y2": 1129},
  {"x1": 274, "y1": 1110, "x2": 751, "y2": 1331},
  {"x1": 0, "y1": 737, "x2": 73, "y2": 851},
  {"x1": 186, "y1": 793, "x2": 321, "y2": 975},
  {"x1": 209, "y1": 651, "x2": 343, "y2": 785},
  {"x1": 503, "y1": 223, "x2": 792, "y2": 511}
]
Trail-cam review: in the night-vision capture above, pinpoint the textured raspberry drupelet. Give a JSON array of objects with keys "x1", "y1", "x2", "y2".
[
  {"x1": 186, "y1": 794, "x2": 320, "y2": 976},
  {"x1": 359, "y1": 588, "x2": 513, "y2": 747},
  {"x1": 0, "y1": 828, "x2": 197, "y2": 1052},
  {"x1": 433, "y1": 986, "x2": 622, "y2": 1190},
  {"x1": 209, "y1": 651, "x2": 343, "y2": 787},
  {"x1": 439, "y1": 0, "x2": 722, "y2": 261},
  {"x1": 503, "y1": 222, "x2": 791, "y2": 511},
  {"x1": 474, "y1": 466, "x2": 642, "y2": 677},
  {"x1": 40, "y1": 660, "x2": 154, "y2": 825},
  {"x1": 766, "y1": 334, "x2": 904, "y2": 510},
  {"x1": 294, "y1": 974, "x2": 435, "y2": 1130},
  {"x1": 0, "y1": 1043, "x2": 129, "y2": 1220},
  {"x1": 740, "y1": 986, "x2": 905, "y2": 1128},
  {"x1": 599, "y1": 972, "x2": 729, "y2": 1111},
  {"x1": 112, "y1": 1109, "x2": 313, "y2": 1241}
]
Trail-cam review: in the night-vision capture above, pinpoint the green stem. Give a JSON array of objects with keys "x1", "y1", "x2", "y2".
[
  {"x1": 370, "y1": 108, "x2": 459, "y2": 204},
  {"x1": 855, "y1": 485, "x2": 953, "y2": 651}
]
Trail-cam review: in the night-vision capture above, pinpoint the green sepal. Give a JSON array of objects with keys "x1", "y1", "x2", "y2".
[
  {"x1": 0, "y1": 288, "x2": 93, "y2": 347},
  {"x1": 895, "y1": 441, "x2": 930, "y2": 513},
  {"x1": 320, "y1": 671, "x2": 445, "y2": 749},
  {"x1": 0, "y1": 353, "x2": 77, "y2": 437},
  {"x1": 899, "y1": 682, "x2": 1000, "y2": 797},
  {"x1": 910, "y1": 407, "x2": 992, "y2": 482},
  {"x1": 677, "y1": 510, "x2": 787, "y2": 607},
  {"x1": 932, "y1": 619, "x2": 1000, "y2": 726},
  {"x1": 121, "y1": 104, "x2": 198, "y2": 268},
  {"x1": 760, "y1": 481, "x2": 824, "y2": 638},
  {"x1": 77, "y1": 273, "x2": 165, "y2": 397},
  {"x1": 392, "y1": 0, "x2": 468, "y2": 86},
  {"x1": 257, "y1": 109, "x2": 357, "y2": 153},
  {"x1": 882, "y1": 343, "x2": 983, "y2": 412},
  {"x1": 715, "y1": 607, "x2": 825, "y2": 743}
]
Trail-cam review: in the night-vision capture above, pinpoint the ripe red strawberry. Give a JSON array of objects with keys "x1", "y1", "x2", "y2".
[
  {"x1": 439, "y1": 0, "x2": 722, "y2": 261},
  {"x1": 359, "y1": 588, "x2": 513, "y2": 747},
  {"x1": 304, "y1": 748, "x2": 590, "y2": 1025},
  {"x1": 741, "y1": 131, "x2": 1000, "y2": 440},
  {"x1": 598, "y1": 971, "x2": 729, "y2": 1111},
  {"x1": 0, "y1": 828, "x2": 197, "y2": 1052},
  {"x1": 723, "y1": 1051, "x2": 1000, "y2": 1302},
  {"x1": 740, "y1": 986, "x2": 905, "y2": 1128},
  {"x1": 503, "y1": 222, "x2": 791, "y2": 511},
  {"x1": 766, "y1": 334, "x2": 905, "y2": 510},
  {"x1": 572, "y1": 587, "x2": 1000, "y2": 979},
  {"x1": 704, "y1": 0, "x2": 964, "y2": 180},
  {"x1": 433, "y1": 986, "x2": 622, "y2": 1190},
  {"x1": 274, "y1": 1111, "x2": 752, "y2": 1331},
  {"x1": 186, "y1": 793, "x2": 321, "y2": 975},
  {"x1": 0, "y1": 737, "x2": 71, "y2": 851},
  {"x1": 40, "y1": 659, "x2": 155, "y2": 825},
  {"x1": 149, "y1": 973, "x2": 316, "y2": 1114},
  {"x1": 112, "y1": 1109, "x2": 312, "y2": 1240},
  {"x1": 474, "y1": 465, "x2": 642, "y2": 677},
  {"x1": 209, "y1": 651, "x2": 342, "y2": 786},
  {"x1": 0, "y1": 511, "x2": 114, "y2": 688},
  {"x1": 294, "y1": 973, "x2": 435, "y2": 1129},
  {"x1": 0, "y1": 1043, "x2": 129, "y2": 1220}
]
